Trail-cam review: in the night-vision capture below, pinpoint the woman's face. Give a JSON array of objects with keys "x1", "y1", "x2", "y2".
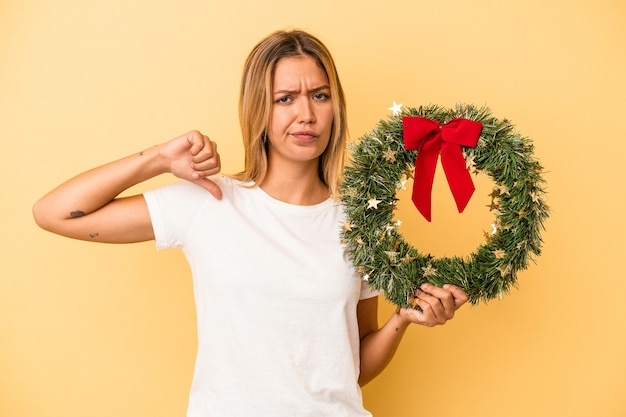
[{"x1": 268, "y1": 55, "x2": 334, "y2": 170}]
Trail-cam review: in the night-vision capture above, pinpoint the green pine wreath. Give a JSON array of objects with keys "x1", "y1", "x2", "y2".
[{"x1": 340, "y1": 103, "x2": 549, "y2": 307}]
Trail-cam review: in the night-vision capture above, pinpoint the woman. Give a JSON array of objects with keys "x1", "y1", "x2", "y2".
[{"x1": 33, "y1": 29, "x2": 468, "y2": 416}]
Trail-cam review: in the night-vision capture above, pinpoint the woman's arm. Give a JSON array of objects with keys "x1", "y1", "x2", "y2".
[
  {"x1": 357, "y1": 283, "x2": 468, "y2": 386},
  {"x1": 32, "y1": 130, "x2": 221, "y2": 243}
]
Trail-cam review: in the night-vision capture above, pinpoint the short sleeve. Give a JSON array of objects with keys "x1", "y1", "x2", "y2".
[
  {"x1": 143, "y1": 181, "x2": 214, "y2": 250},
  {"x1": 359, "y1": 280, "x2": 382, "y2": 300}
]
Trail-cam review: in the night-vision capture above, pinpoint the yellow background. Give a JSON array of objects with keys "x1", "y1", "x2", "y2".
[{"x1": 2, "y1": 0, "x2": 625, "y2": 416}]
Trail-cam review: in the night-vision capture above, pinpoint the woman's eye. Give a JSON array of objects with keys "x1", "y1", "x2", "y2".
[
  {"x1": 276, "y1": 96, "x2": 292, "y2": 104},
  {"x1": 313, "y1": 92, "x2": 329, "y2": 100}
]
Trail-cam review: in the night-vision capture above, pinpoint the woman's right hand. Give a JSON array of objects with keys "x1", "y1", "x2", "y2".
[{"x1": 159, "y1": 130, "x2": 222, "y2": 200}]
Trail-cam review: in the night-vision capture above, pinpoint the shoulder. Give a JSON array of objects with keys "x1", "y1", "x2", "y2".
[
  {"x1": 145, "y1": 179, "x2": 210, "y2": 201},
  {"x1": 215, "y1": 175, "x2": 248, "y2": 192},
  {"x1": 146, "y1": 176, "x2": 244, "y2": 198},
  {"x1": 334, "y1": 200, "x2": 348, "y2": 220},
  {"x1": 144, "y1": 177, "x2": 237, "y2": 213}
]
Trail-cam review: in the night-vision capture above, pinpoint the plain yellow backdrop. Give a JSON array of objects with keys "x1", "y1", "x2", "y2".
[{"x1": 2, "y1": 0, "x2": 625, "y2": 416}]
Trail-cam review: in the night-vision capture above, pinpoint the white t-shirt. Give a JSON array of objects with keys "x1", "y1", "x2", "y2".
[{"x1": 144, "y1": 176, "x2": 376, "y2": 417}]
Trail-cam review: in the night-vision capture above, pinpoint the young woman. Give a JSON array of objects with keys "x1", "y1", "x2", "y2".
[{"x1": 33, "y1": 29, "x2": 468, "y2": 416}]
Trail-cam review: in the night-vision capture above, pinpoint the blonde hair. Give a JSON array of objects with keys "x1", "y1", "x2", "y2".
[{"x1": 232, "y1": 29, "x2": 348, "y2": 196}]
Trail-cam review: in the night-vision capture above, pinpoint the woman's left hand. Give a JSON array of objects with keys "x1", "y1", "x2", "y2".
[{"x1": 399, "y1": 283, "x2": 469, "y2": 327}]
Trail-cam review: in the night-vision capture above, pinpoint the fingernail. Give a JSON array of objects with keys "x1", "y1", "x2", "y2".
[{"x1": 420, "y1": 283, "x2": 429, "y2": 290}]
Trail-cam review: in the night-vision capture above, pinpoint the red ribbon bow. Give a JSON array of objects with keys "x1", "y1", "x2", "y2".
[{"x1": 402, "y1": 116, "x2": 483, "y2": 222}]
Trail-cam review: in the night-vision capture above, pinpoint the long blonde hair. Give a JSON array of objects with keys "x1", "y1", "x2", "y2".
[{"x1": 232, "y1": 29, "x2": 348, "y2": 196}]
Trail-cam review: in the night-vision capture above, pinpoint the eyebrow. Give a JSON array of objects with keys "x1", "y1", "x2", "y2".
[{"x1": 273, "y1": 85, "x2": 331, "y2": 95}]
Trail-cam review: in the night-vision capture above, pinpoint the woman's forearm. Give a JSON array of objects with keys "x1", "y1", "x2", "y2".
[
  {"x1": 358, "y1": 283, "x2": 469, "y2": 385},
  {"x1": 359, "y1": 309, "x2": 410, "y2": 386},
  {"x1": 33, "y1": 131, "x2": 221, "y2": 243},
  {"x1": 32, "y1": 144, "x2": 164, "y2": 232}
]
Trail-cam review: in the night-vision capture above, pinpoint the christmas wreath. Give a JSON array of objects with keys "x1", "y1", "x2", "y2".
[{"x1": 340, "y1": 103, "x2": 549, "y2": 307}]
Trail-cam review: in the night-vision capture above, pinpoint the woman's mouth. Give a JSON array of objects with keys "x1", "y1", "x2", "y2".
[{"x1": 291, "y1": 131, "x2": 318, "y2": 142}]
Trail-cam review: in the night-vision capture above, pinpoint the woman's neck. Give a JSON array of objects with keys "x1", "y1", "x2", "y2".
[{"x1": 259, "y1": 162, "x2": 330, "y2": 206}]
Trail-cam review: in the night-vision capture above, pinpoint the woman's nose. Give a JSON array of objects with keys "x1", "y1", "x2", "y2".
[{"x1": 297, "y1": 98, "x2": 316, "y2": 123}]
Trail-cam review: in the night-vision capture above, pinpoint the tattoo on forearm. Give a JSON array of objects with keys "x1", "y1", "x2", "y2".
[
  {"x1": 70, "y1": 210, "x2": 86, "y2": 218},
  {"x1": 89, "y1": 232, "x2": 99, "y2": 238}
]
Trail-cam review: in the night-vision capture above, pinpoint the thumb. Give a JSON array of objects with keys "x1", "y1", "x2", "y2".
[{"x1": 193, "y1": 177, "x2": 223, "y2": 200}]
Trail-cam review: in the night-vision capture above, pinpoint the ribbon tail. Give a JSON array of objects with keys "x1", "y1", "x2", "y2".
[
  {"x1": 441, "y1": 144, "x2": 475, "y2": 213},
  {"x1": 412, "y1": 149, "x2": 439, "y2": 222}
]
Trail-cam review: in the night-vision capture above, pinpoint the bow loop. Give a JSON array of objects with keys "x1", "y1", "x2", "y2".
[{"x1": 402, "y1": 116, "x2": 483, "y2": 221}]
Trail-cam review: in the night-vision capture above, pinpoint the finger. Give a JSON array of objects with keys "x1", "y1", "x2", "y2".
[
  {"x1": 415, "y1": 288, "x2": 447, "y2": 324},
  {"x1": 419, "y1": 283, "x2": 455, "y2": 319},
  {"x1": 191, "y1": 141, "x2": 219, "y2": 169},
  {"x1": 443, "y1": 284, "x2": 470, "y2": 308},
  {"x1": 186, "y1": 130, "x2": 213, "y2": 162},
  {"x1": 186, "y1": 131, "x2": 202, "y2": 152},
  {"x1": 191, "y1": 138, "x2": 215, "y2": 163},
  {"x1": 193, "y1": 177, "x2": 223, "y2": 200},
  {"x1": 410, "y1": 298, "x2": 441, "y2": 327}
]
